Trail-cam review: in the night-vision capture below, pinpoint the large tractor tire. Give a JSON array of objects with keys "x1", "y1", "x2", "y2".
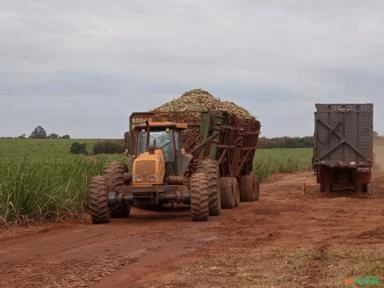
[
  {"x1": 190, "y1": 173, "x2": 209, "y2": 221},
  {"x1": 104, "y1": 161, "x2": 127, "y2": 191},
  {"x1": 103, "y1": 162, "x2": 130, "y2": 218},
  {"x1": 196, "y1": 159, "x2": 220, "y2": 216},
  {"x1": 88, "y1": 176, "x2": 110, "y2": 224},
  {"x1": 240, "y1": 174, "x2": 256, "y2": 202},
  {"x1": 220, "y1": 177, "x2": 235, "y2": 209}
]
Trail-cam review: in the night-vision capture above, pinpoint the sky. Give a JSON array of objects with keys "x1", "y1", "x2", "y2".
[{"x1": 1, "y1": 0, "x2": 384, "y2": 138}]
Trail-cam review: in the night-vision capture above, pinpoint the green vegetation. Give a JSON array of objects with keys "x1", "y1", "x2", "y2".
[
  {"x1": 0, "y1": 139, "x2": 125, "y2": 223},
  {"x1": 93, "y1": 139, "x2": 125, "y2": 154},
  {"x1": 0, "y1": 158, "x2": 103, "y2": 222},
  {"x1": 0, "y1": 138, "x2": 96, "y2": 161},
  {"x1": 253, "y1": 148, "x2": 313, "y2": 181},
  {"x1": 0, "y1": 139, "x2": 313, "y2": 223},
  {"x1": 70, "y1": 142, "x2": 89, "y2": 155}
]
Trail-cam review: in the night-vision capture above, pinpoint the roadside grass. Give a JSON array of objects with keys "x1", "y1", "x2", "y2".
[
  {"x1": 0, "y1": 139, "x2": 125, "y2": 223},
  {"x1": 282, "y1": 246, "x2": 384, "y2": 287}
]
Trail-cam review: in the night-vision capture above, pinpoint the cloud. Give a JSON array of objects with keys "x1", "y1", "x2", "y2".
[{"x1": 1, "y1": 0, "x2": 384, "y2": 137}]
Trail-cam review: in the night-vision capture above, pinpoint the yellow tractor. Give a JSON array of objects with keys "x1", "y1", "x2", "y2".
[{"x1": 87, "y1": 110, "x2": 260, "y2": 223}]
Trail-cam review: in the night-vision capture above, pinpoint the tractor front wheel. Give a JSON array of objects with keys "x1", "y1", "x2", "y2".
[
  {"x1": 104, "y1": 162, "x2": 130, "y2": 218},
  {"x1": 88, "y1": 176, "x2": 110, "y2": 224}
]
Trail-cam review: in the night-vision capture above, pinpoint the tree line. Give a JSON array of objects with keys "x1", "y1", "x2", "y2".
[{"x1": 14, "y1": 125, "x2": 70, "y2": 139}]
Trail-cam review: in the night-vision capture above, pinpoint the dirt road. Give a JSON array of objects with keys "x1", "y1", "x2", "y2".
[{"x1": 1, "y1": 172, "x2": 384, "y2": 288}]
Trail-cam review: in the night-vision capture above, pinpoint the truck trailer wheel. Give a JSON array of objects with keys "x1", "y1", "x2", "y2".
[
  {"x1": 88, "y1": 176, "x2": 111, "y2": 224},
  {"x1": 220, "y1": 177, "x2": 235, "y2": 209},
  {"x1": 240, "y1": 175, "x2": 256, "y2": 202},
  {"x1": 190, "y1": 173, "x2": 209, "y2": 221},
  {"x1": 104, "y1": 162, "x2": 130, "y2": 218},
  {"x1": 197, "y1": 159, "x2": 221, "y2": 216}
]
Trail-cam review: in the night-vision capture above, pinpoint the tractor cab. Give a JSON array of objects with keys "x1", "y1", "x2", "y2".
[{"x1": 132, "y1": 121, "x2": 188, "y2": 186}]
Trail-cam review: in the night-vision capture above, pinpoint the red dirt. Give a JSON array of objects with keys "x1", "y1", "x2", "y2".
[{"x1": 1, "y1": 172, "x2": 384, "y2": 288}]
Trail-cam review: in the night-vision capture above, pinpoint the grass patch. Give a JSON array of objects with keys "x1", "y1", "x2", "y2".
[{"x1": 283, "y1": 246, "x2": 384, "y2": 287}]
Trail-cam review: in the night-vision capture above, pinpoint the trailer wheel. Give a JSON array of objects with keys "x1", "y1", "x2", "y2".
[
  {"x1": 190, "y1": 173, "x2": 209, "y2": 221},
  {"x1": 319, "y1": 182, "x2": 326, "y2": 193},
  {"x1": 357, "y1": 183, "x2": 368, "y2": 193},
  {"x1": 325, "y1": 183, "x2": 332, "y2": 193},
  {"x1": 88, "y1": 176, "x2": 110, "y2": 224},
  {"x1": 240, "y1": 175, "x2": 256, "y2": 202},
  {"x1": 220, "y1": 177, "x2": 235, "y2": 209},
  {"x1": 253, "y1": 174, "x2": 260, "y2": 201},
  {"x1": 362, "y1": 184, "x2": 368, "y2": 193},
  {"x1": 197, "y1": 159, "x2": 220, "y2": 216},
  {"x1": 234, "y1": 178, "x2": 240, "y2": 207},
  {"x1": 104, "y1": 162, "x2": 130, "y2": 218}
]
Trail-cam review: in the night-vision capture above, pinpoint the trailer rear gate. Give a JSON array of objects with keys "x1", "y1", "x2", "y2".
[{"x1": 314, "y1": 104, "x2": 373, "y2": 166}]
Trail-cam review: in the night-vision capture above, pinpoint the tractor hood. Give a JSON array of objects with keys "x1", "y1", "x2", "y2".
[{"x1": 132, "y1": 148, "x2": 165, "y2": 187}]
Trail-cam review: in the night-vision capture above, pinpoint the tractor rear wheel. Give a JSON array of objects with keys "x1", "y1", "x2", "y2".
[
  {"x1": 104, "y1": 161, "x2": 127, "y2": 191},
  {"x1": 190, "y1": 173, "x2": 209, "y2": 221},
  {"x1": 88, "y1": 176, "x2": 110, "y2": 224},
  {"x1": 196, "y1": 159, "x2": 220, "y2": 216},
  {"x1": 220, "y1": 177, "x2": 235, "y2": 209},
  {"x1": 240, "y1": 175, "x2": 256, "y2": 202},
  {"x1": 104, "y1": 162, "x2": 130, "y2": 218}
]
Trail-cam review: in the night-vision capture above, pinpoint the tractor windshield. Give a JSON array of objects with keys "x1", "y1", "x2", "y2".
[{"x1": 137, "y1": 130, "x2": 174, "y2": 162}]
